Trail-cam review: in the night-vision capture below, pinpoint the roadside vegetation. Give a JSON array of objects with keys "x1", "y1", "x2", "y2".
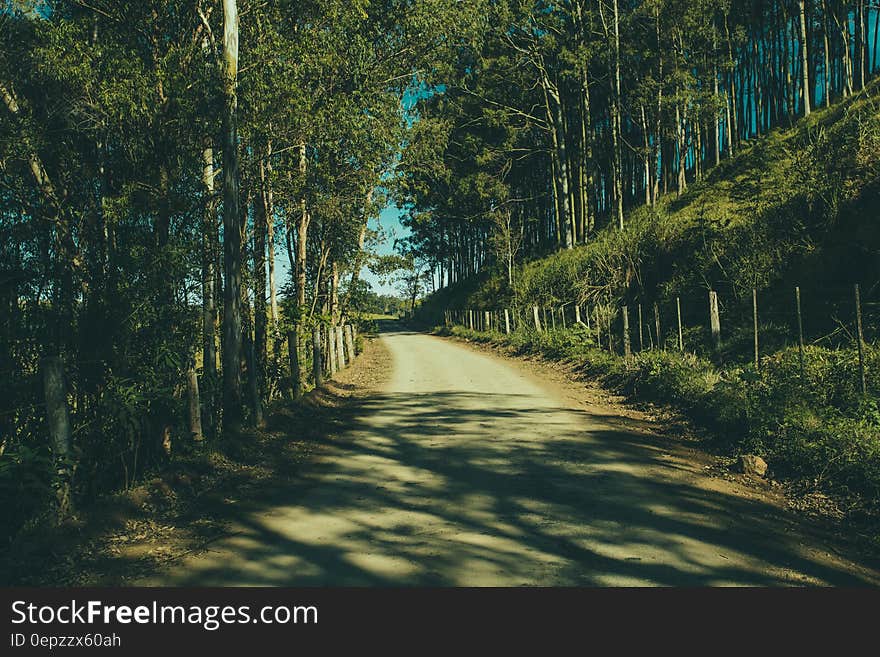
[{"x1": 442, "y1": 324, "x2": 880, "y2": 514}]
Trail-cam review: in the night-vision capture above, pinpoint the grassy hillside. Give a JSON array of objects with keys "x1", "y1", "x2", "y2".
[
  {"x1": 422, "y1": 79, "x2": 880, "y2": 360},
  {"x1": 421, "y1": 81, "x2": 880, "y2": 512}
]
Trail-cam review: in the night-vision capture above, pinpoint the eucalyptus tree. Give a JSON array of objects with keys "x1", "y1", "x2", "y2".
[{"x1": 396, "y1": 0, "x2": 880, "y2": 296}]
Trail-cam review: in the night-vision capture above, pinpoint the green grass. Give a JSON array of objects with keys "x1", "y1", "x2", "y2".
[{"x1": 419, "y1": 78, "x2": 880, "y2": 343}]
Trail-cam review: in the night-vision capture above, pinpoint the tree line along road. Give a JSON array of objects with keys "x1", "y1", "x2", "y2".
[{"x1": 145, "y1": 326, "x2": 880, "y2": 586}]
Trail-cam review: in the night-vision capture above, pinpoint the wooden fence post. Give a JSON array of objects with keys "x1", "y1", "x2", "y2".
[
  {"x1": 289, "y1": 327, "x2": 303, "y2": 399},
  {"x1": 533, "y1": 305, "x2": 542, "y2": 332},
  {"x1": 484, "y1": 310, "x2": 491, "y2": 332},
  {"x1": 607, "y1": 311, "x2": 614, "y2": 352},
  {"x1": 336, "y1": 325, "x2": 346, "y2": 369},
  {"x1": 345, "y1": 325, "x2": 355, "y2": 363},
  {"x1": 312, "y1": 326, "x2": 323, "y2": 387},
  {"x1": 637, "y1": 303, "x2": 644, "y2": 351},
  {"x1": 676, "y1": 297, "x2": 683, "y2": 352},
  {"x1": 595, "y1": 305, "x2": 601, "y2": 347},
  {"x1": 328, "y1": 324, "x2": 338, "y2": 375},
  {"x1": 187, "y1": 367, "x2": 203, "y2": 442},
  {"x1": 246, "y1": 337, "x2": 263, "y2": 428},
  {"x1": 855, "y1": 283, "x2": 867, "y2": 395},
  {"x1": 654, "y1": 302, "x2": 661, "y2": 350},
  {"x1": 504, "y1": 309, "x2": 511, "y2": 334},
  {"x1": 42, "y1": 356, "x2": 73, "y2": 519},
  {"x1": 709, "y1": 290, "x2": 721, "y2": 354},
  {"x1": 575, "y1": 304, "x2": 582, "y2": 324},
  {"x1": 551, "y1": 308, "x2": 557, "y2": 330},
  {"x1": 795, "y1": 286, "x2": 805, "y2": 375},
  {"x1": 752, "y1": 288, "x2": 759, "y2": 369},
  {"x1": 622, "y1": 305, "x2": 632, "y2": 358},
  {"x1": 560, "y1": 306, "x2": 566, "y2": 330}
]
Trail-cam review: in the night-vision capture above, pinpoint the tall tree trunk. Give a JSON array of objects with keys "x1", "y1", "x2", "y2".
[
  {"x1": 254, "y1": 155, "x2": 268, "y2": 403},
  {"x1": 655, "y1": 6, "x2": 664, "y2": 202},
  {"x1": 200, "y1": 139, "x2": 218, "y2": 437},
  {"x1": 856, "y1": 0, "x2": 865, "y2": 89},
  {"x1": 242, "y1": 295, "x2": 263, "y2": 427},
  {"x1": 822, "y1": 0, "x2": 832, "y2": 107},
  {"x1": 676, "y1": 100, "x2": 687, "y2": 194},
  {"x1": 221, "y1": 0, "x2": 243, "y2": 432},
  {"x1": 574, "y1": 0, "x2": 595, "y2": 233},
  {"x1": 347, "y1": 188, "x2": 373, "y2": 306},
  {"x1": 873, "y1": 3, "x2": 880, "y2": 76},
  {"x1": 549, "y1": 155, "x2": 562, "y2": 245},
  {"x1": 560, "y1": 94, "x2": 578, "y2": 245},
  {"x1": 610, "y1": 0, "x2": 624, "y2": 229},
  {"x1": 799, "y1": 0, "x2": 812, "y2": 116},
  {"x1": 42, "y1": 356, "x2": 73, "y2": 521},
  {"x1": 295, "y1": 143, "x2": 310, "y2": 316},
  {"x1": 289, "y1": 144, "x2": 310, "y2": 395},
  {"x1": 578, "y1": 78, "x2": 593, "y2": 234},
  {"x1": 541, "y1": 70, "x2": 573, "y2": 248},
  {"x1": 754, "y1": 36, "x2": 763, "y2": 132},
  {"x1": 840, "y1": 10, "x2": 854, "y2": 97},
  {"x1": 640, "y1": 105, "x2": 651, "y2": 206},
  {"x1": 724, "y1": 13, "x2": 738, "y2": 152},
  {"x1": 714, "y1": 57, "x2": 721, "y2": 167},
  {"x1": 264, "y1": 142, "x2": 278, "y2": 333},
  {"x1": 187, "y1": 368, "x2": 204, "y2": 443},
  {"x1": 784, "y1": 8, "x2": 794, "y2": 115}
]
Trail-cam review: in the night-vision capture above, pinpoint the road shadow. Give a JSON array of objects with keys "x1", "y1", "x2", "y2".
[{"x1": 145, "y1": 387, "x2": 880, "y2": 587}]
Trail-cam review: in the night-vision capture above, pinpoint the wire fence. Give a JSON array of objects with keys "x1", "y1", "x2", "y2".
[{"x1": 446, "y1": 283, "x2": 876, "y2": 392}]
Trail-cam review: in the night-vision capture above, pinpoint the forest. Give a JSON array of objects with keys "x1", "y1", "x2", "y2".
[
  {"x1": 0, "y1": 0, "x2": 478, "y2": 540},
  {"x1": 2, "y1": 0, "x2": 880, "y2": 549},
  {"x1": 400, "y1": 0, "x2": 880, "y2": 287}
]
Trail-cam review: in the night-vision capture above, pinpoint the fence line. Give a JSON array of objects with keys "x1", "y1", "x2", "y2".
[{"x1": 445, "y1": 283, "x2": 875, "y2": 393}]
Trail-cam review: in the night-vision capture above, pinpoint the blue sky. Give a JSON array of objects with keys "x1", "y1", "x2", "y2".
[
  {"x1": 361, "y1": 204, "x2": 411, "y2": 295},
  {"x1": 337, "y1": 82, "x2": 431, "y2": 296},
  {"x1": 271, "y1": 81, "x2": 435, "y2": 299},
  {"x1": 272, "y1": 203, "x2": 410, "y2": 298}
]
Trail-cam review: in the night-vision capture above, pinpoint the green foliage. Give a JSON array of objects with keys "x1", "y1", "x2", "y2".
[
  {"x1": 0, "y1": 443, "x2": 53, "y2": 538},
  {"x1": 0, "y1": 0, "x2": 486, "y2": 540}
]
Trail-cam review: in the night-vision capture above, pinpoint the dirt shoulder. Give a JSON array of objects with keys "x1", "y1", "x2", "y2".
[
  {"x1": 442, "y1": 331, "x2": 880, "y2": 574},
  {"x1": 0, "y1": 336, "x2": 392, "y2": 587}
]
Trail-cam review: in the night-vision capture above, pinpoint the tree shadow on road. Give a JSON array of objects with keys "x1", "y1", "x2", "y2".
[{"x1": 146, "y1": 389, "x2": 880, "y2": 587}]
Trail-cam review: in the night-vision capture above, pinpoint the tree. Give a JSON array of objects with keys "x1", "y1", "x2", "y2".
[{"x1": 221, "y1": 0, "x2": 243, "y2": 432}]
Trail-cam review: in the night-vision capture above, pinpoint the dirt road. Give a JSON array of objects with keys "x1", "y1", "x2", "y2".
[{"x1": 148, "y1": 326, "x2": 879, "y2": 586}]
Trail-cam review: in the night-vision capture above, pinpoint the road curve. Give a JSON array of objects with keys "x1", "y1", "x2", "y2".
[{"x1": 148, "y1": 326, "x2": 878, "y2": 586}]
